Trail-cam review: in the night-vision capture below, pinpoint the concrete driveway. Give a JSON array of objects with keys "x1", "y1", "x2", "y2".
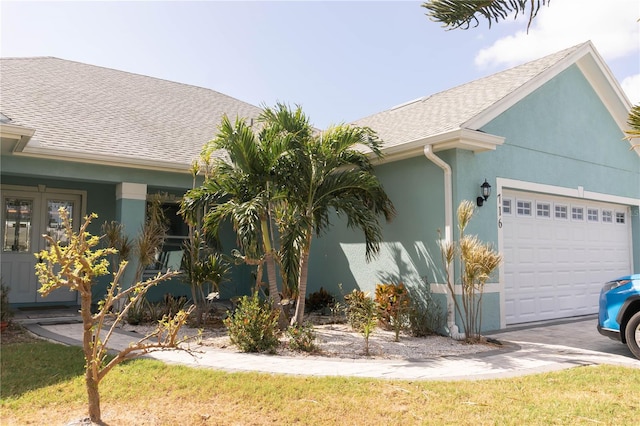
[{"x1": 486, "y1": 314, "x2": 637, "y2": 359}]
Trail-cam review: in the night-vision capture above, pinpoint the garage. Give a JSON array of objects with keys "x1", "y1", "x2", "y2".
[{"x1": 502, "y1": 189, "x2": 633, "y2": 324}]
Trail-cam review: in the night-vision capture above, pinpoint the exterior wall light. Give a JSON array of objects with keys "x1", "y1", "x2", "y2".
[{"x1": 477, "y1": 179, "x2": 492, "y2": 207}]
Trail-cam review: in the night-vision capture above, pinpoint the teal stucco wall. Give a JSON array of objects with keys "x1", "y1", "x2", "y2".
[
  {"x1": 305, "y1": 64, "x2": 640, "y2": 334},
  {"x1": 306, "y1": 155, "x2": 448, "y2": 304}
]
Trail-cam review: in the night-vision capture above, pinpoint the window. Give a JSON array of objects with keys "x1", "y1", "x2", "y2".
[
  {"x1": 536, "y1": 202, "x2": 550, "y2": 218},
  {"x1": 615, "y1": 212, "x2": 626, "y2": 224},
  {"x1": 587, "y1": 208, "x2": 599, "y2": 222},
  {"x1": 555, "y1": 205, "x2": 568, "y2": 219},
  {"x1": 143, "y1": 199, "x2": 189, "y2": 276},
  {"x1": 502, "y1": 199, "x2": 512, "y2": 215},
  {"x1": 3, "y1": 198, "x2": 33, "y2": 252},
  {"x1": 571, "y1": 206, "x2": 584, "y2": 221},
  {"x1": 516, "y1": 200, "x2": 531, "y2": 216},
  {"x1": 602, "y1": 210, "x2": 613, "y2": 223}
]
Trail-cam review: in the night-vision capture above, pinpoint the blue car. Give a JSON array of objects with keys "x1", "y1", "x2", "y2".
[{"x1": 597, "y1": 274, "x2": 640, "y2": 360}]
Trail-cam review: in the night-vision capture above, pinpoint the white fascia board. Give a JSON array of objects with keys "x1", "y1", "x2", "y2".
[
  {"x1": 15, "y1": 145, "x2": 193, "y2": 174},
  {"x1": 429, "y1": 128, "x2": 505, "y2": 152},
  {"x1": 0, "y1": 123, "x2": 35, "y2": 152},
  {"x1": 373, "y1": 129, "x2": 504, "y2": 165},
  {"x1": 574, "y1": 49, "x2": 638, "y2": 156}
]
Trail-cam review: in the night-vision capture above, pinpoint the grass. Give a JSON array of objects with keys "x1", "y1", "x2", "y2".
[{"x1": 2, "y1": 337, "x2": 639, "y2": 425}]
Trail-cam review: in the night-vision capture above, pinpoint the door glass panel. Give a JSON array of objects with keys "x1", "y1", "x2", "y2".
[
  {"x1": 46, "y1": 200, "x2": 75, "y2": 247},
  {"x1": 3, "y1": 198, "x2": 33, "y2": 252}
]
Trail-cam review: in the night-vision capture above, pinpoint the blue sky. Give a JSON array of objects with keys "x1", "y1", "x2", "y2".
[{"x1": 1, "y1": 0, "x2": 639, "y2": 129}]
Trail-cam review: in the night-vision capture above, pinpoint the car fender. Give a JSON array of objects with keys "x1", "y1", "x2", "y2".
[{"x1": 617, "y1": 296, "x2": 640, "y2": 343}]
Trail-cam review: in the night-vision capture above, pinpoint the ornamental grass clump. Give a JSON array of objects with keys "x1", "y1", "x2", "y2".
[
  {"x1": 224, "y1": 291, "x2": 280, "y2": 353},
  {"x1": 440, "y1": 200, "x2": 502, "y2": 342}
]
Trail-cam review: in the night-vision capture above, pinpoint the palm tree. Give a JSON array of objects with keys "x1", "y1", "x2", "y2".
[
  {"x1": 422, "y1": 1, "x2": 640, "y2": 148},
  {"x1": 422, "y1": 0, "x2": 550, "y2": 32},
  {"x1": 281, "y1": 123, "x2": 396, "y2": 325},
  {"x1": 626, "y1": 104, "x2": 640, "y2": 151},
  {"x1": 181, "y1": 114, "x2": 287, "y2": 312}
]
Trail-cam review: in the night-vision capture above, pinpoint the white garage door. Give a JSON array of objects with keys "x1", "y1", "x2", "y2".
[{"x1": 502, "y1": 190, "x2": 633, "y2": 324}]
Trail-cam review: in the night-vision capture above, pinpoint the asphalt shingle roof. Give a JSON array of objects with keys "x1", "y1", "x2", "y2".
[
  {"x1": 0, "y1": 57, "x2": 262, "y2": 168},
  {"x1": 353, "y1": 43, "x2": 587, "y2": 148}
]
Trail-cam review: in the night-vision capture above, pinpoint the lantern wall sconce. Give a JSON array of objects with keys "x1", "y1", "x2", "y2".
[{"x1": 476, "y1": 179, "x2": 492, "y2": 207}]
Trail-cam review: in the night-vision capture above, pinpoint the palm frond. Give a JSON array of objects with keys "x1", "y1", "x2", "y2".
[
  {"x1": 422, "y1": 0, "x2": 549, "y2": 32},
  {"x1": 625, "y1": 104, "x2": 640, "y2": 142}
]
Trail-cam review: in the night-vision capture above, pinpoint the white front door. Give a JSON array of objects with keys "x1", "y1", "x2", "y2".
[{"x1": 1, "y1": 188, "x2": 82, "y2": 304}]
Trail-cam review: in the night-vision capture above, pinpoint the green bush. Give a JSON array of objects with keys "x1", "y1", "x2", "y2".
[
  {"x1": 344, "y1": 290, "x2": 373, "y2": 332},
  {"x1": 286, "y1": 322, "x2": 317, "y2": 353},
  {"x1": 305, "y1": 287, "x2": 335, "y2": 313},
  {"x1": 343, "y1": 290, "x2": 377, "y2": 355},
  {"x1": 1, "y1": 281, "x2": 12, "y2": 323},
  {"x1": 161, "y1": 294, "x2": 189, "y2": 318},
  {"x1": 126, "y1": 299, "x2": 146, "y2": 325},
  {"x1": 407, "y1": 288, "x2": 445, "y2": 337},
  {"x1": 126, "y1": 294, "x2": 191, "y2": 325},
  {"x1": 224, "y1": 292, "x2": 280, "y2": 353}
]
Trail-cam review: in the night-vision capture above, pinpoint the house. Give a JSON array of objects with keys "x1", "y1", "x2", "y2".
[
  {"x1": 2, "y1": 42, "x2": 639, "y2": 332},
  {"x1": 307, "y1": 41, "x2": 640, "y2": 332},
  {"x1": 0, "y1": 57, "x2": 262, "y2": 305}
]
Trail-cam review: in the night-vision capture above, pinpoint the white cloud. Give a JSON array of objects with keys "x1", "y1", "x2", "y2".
[
  {"x1": 475, "y1": 0, "x2": 640, "y2": 69},
  {"x1": 622, "y1": 74, "x2": 640, "y2": 104}
]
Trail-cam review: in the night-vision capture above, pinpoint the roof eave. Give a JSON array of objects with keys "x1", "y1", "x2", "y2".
[
  {"x1": 14, "y1": 145, "x2": 193, "y2": 174},
  {"x1": 0, "y1": 122, "x2": 35, "y2": 152},
  {"x1": 373, "y1": 128, "x2": 505, "y2": 164}
]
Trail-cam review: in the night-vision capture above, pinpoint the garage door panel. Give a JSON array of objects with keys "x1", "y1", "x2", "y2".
[{"x1": 503, "y1": 190, "x2": 632, "y2": 325}]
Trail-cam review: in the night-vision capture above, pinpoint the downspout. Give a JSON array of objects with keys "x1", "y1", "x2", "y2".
[{"x1": 423, "y1": 145, "x2": 465, "y2": 340}]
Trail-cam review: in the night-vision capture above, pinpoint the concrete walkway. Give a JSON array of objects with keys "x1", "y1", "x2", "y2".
[{"x1": 17, "y1": 311, "x2": 639, "y2": 381}]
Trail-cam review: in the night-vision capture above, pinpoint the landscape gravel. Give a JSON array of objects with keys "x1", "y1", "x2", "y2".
[{"x1": 120, "y1": 320, "x2": 498, "y2": 360}]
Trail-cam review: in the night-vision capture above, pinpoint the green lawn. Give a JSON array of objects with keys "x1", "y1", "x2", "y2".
[{"x1": 2, "y1": 340, "x2": 639, "y2": 425}]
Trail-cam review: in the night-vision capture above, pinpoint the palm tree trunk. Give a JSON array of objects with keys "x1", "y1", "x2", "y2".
[
  {"x1": 292, "y1": 233, "x2": 312, "y2": 325},
  {"x1": 261, "y1": 218, "x2": 281, "y2": 309}
]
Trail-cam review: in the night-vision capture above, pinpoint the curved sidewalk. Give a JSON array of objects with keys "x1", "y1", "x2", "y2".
[{"x1": 21, "y1": 315, "x2": 638, "y2": 381}]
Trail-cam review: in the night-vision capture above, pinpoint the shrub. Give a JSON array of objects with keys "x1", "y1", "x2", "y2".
[
  {"x1": 305, "y1": 287, "x2": 335, "y2": 313},
  {"x1": 224, "y1": 292, "x2": 280, "y2": 353},
  {"x1": 407, "y1": 290, "x2": 445, "y2": 337},
  {"x1": 1, "y1": 280, "x2": 12, "y2": 323},
  {"x1": 375, "y1": 283, "x2": 410, "y2": 341},
  {"x1": 343, "y1": 290, "x2": 377, "y2": 356},
  {"x1": 162, "y1": 294, "x2": 189, "y2": 318},
  {"x1": 286, "y1": 322, "x2": 317, "y2": 353},
  {"x1": 126, "y1": 299, "x2": 146, "y2": 325}
]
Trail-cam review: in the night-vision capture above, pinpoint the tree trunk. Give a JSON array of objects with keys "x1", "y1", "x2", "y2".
[
  {"x1": 86, "y1": 371, "x2": 101, "y2": 422},
  {"x1": 190, "y1": 284, "x2": 202, "y2": 327},
  {"x1": 292, "y1": 234, "x2": 312, "y2": 325},
  {"x1": 260, "y1": 218, "x2": 281, "y2": 308},
  {"x1": 79, "y1": 288, "x2": 101, "y2": 422},
  {"x1": 264, "y1": 251, "x2": 281, "y2": 307}
]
